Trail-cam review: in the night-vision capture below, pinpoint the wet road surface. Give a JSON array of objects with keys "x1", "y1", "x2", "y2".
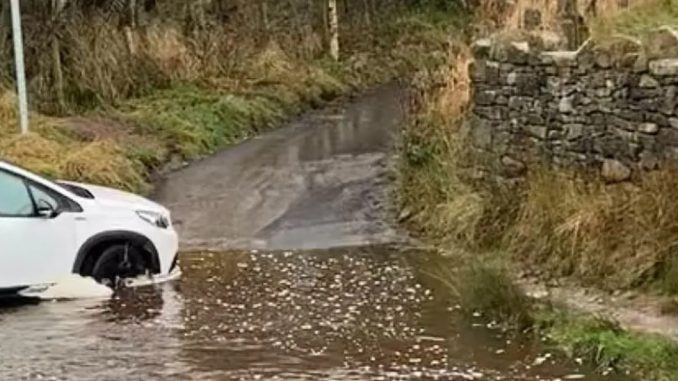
[
  {"x1": 0, "y1": 86, "x2": 627, "y2": 380},
  {"x1": 154, "y1": 85, "x2": 404, "y2": 251}
]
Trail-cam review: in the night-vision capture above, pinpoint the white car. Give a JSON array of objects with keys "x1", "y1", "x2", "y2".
[{"x1": 0, "y1": 160, "x2": 180, "y2": 297}]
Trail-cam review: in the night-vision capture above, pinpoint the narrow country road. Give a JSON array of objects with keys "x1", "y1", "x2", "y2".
[
  {"x1": 0, "y1": 85, "x2": 622, "y2": 381},
  {"x1": 155, "y1": 84, "x2": 404, "y2": 251}
]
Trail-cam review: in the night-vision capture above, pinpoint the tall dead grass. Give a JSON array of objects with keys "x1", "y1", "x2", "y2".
[
  {"x1": 588, "y1": 0, "x2": 678, "y2": 38},
  {"x1": 506, "y1": 168, "x2": 678, "y2": 291},
  {"x1": 401, "y1": 11, "x2": 678, "y2": 294},
  {"x1": 473, "y1": 0, "x2": 658, "y2": 37},
  {"x1": 399, "y1": 40, "x2": 476, "y2": 241}
]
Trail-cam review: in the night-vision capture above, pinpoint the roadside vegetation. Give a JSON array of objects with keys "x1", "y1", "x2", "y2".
[
  {"x1": 0, "y1": 1, "x2": 466, "y2": 193},
  {"x1": 399, "y1": 1, "x2": 678, "y2": 379},
  {"x1": 539, "y1": 310, "x2": 678, "y2": 380},
  {"x1": 589, "y1": 0, "x2": 678, "y2": 38}
]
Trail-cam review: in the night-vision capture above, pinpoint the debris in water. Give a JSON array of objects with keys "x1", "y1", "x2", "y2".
[{"x1": 533, "y1": 353, "x2": 553, "y2": 366}]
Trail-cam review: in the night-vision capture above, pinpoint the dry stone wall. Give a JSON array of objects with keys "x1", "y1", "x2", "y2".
[{"x1": 469, "y1": 27, "x2": 678, "y2": 182}]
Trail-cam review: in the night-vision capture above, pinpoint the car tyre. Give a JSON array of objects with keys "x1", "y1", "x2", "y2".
[{"x1": 91, "y1": 244, "x2": 149, "y2": 288}]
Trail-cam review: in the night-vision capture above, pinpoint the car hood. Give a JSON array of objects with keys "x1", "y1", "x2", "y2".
[{"x1": 60, "y1": 181, "x2": 169, "y2": 214}]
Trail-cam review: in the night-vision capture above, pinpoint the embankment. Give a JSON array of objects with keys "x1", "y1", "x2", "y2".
[{"x1": 398, "y1": 3, "x2": 678, "y2": 380}]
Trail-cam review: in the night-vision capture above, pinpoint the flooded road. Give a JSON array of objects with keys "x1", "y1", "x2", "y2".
[
  {"x1": 0, "y1": 247, "x2": 617, "y2": 380},
  {"x1": 154, "y1": 85, "x2": 404, "y2": 251},
  {"x1": 0, "y1": 86, "x2": 624, "y2": 380}
]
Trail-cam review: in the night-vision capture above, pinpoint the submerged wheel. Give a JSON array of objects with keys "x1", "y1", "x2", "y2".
[{"x1": 91, "y1": 244, "x2": 149, "y2": 287}]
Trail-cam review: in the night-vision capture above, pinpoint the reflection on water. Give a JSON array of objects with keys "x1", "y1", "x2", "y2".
[{"x1": 0, "y1": 246, "x2": 626, "y2": 380}]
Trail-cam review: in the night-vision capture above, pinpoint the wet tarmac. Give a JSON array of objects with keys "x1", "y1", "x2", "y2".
[{"x1": 154, "y1": 84, "x2": 405, "y2": 251}]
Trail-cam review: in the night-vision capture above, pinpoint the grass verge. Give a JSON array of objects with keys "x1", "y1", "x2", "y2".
[{"x1": 539, "y1": 310, "x2": 678, "y2": 380}]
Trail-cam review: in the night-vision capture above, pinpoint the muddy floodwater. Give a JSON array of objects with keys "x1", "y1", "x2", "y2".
[
  {"x1": 0, "y1": 86, "x2": 628, "y2": 380},
  {"x1": 0, "y1": 247, "x2": 621, "y2": 380}
]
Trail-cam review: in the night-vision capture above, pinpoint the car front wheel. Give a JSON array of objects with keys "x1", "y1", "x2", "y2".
[{"x1": 91, "y1": 244, "x2": 149, "y2": 287}]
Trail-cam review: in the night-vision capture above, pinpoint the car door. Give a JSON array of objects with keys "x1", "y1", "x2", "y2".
[{"x1": 0, "y1": 169, "x2": 78, "y2": 288}]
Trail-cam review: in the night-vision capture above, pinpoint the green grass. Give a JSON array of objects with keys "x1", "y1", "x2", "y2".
[
  {"x1": 590, "y1": 0, "x2": 678, "y2": 38},
  {"x1": 421, "y1": 250, "x2": 678, "y2": 380},
  {"x1": 119, "y1": 86, "x2": 286, "y2": 159},
  {"x1": 538, "y1": 310, "x2": 678, "y2": 380}
]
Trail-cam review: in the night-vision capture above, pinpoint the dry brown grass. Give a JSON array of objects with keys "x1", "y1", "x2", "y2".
[
  {"x1": 506, "y1": 168, "x2": 678, "y2": 291},
  {"x1": 0, "y1": 132, "x2": 65, "y2": 177},
  {"x1": 400, "y1": 40, "x2": 509, "y2": 250},
  {"x1": 401, "y1": 24, "x2": 678, "y2": 294},
  {"x1": 474, "y1": 0, "x2": 658, "y2": 37},
  {"x1": 588, "y1": 0, "x2": 678, "y2": 38},
  {"x1": 0, "y1": 91, "x2": 19, "y2": 137},
  {"x1": 61, "y1": 141, "x2": 148, "y2": 193}
]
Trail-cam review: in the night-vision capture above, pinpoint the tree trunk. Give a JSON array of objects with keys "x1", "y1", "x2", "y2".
[
  {"x1": 328, "y1": 0, "x2": 339, "y2": 60},
  {"x1": 362, "y1": 0, "x2": 371, "y2": 27},
  {"x1": 259, "y1": 0, "x2": 269, "y2": 34},
  {"x1": 123, "y1": 0, "x2": 137, "y2": 55},
  {"x1": 51, "y1": 0, "x2": 67, "y2": 112},
  {"x1": 185, "y1": 0, "x2": 207, "y2": 36},
  {"x1": 321, "y1": 0, "x2": 328, "y2": 45},
  {"x1": 0, "y1": 2, "x2": 11, "y2": 55}
]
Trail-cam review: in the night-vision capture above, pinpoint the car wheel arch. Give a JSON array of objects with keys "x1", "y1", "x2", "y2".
[{"x1": 73, "y1": 231, "x2": 161, "y2": 277}]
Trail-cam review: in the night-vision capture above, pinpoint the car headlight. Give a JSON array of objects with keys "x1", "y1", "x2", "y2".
[{"x1": 136, "y1": 210, "x2": 170, "y2": 229}]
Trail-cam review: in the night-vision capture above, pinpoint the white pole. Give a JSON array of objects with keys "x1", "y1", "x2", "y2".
[{"x1": 10, "y1": 0, "x2": 28, "y2": 134}]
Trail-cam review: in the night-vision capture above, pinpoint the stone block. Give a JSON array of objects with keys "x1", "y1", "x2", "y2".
[
  {"x1": 645, "y1": 112, "x2": 669, "y2": 127},
  {"x1": 475, "y1": 90, "x2": 497, "y2": 106},
  {"x1": 471, "y1": 117, "x2": 493, "y2": 149},
  {"x1": 638, "y1": 122, "x2": 659, "y2": 135},
  {"x1": 475, "y1": 106, "x2": 506, "y2": 120},
  {"x1": 649, "y1": 59, "x2": 678, "y2": 76},
  {"x1": 660, "y1": 86, "x2": 677, "y2": 115},
  {"x1": 657, "y1": 128, "x2": 678, "y2": 146},
  {"x1": 470, "y1": 60, "x2": 501, "y2": 83},
  {"x1": 527, "y1": 114, "x2": 545, "y2": 125},
  {"x1": 644, "y1": 26, "x2": 678, "y2": 60},
  {"x1": 471, "y1": 38, "x2": 492, "y2": 59},
  {"x1": 630, "y1": 87, "x2": 663, "y2": 100},
  {"x1": 639, "y1": 74, "x2": 659, "y2": 88},
  {"x1": 640, "y1": 150, "x2": 660, "y2": 170},
  {"x1": 595, "y1": 50, "x2": 612, "y2": 69},
  {"x1": 558, "y1": 96, "x2": 575, "y2": 113},
  {"x1": 501, "y1": 155, "x2": 527, "y2": 177},
  {"x1": 609, "y1": 115, "x2": 634, "y2": 131},
  {"x1": 601, "y1": 159, "x2": 632, "y2": 183},
  {"x1": 541, "y1": 51, "x2": 578, "y2": 67},
  {"x1": 597, "y1": 34, "x2": 642, "y2": 59},
  {"x1": 565, "y1": 123, "x2": 584, "y2": 140},
  {"x1": 523, "y1": 125, "x2": 548, "y2": 140},
  {"x1": 508, "y1": 96, "x2": 530, "y2": 110},
  {"x1": 491, "y1": 40, "x2": 531, "y2": 65}
]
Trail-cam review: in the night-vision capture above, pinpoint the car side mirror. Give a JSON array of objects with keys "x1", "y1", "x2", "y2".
[{"x1": 37, "y1": 200, "x2": 60, "y2": 219}]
